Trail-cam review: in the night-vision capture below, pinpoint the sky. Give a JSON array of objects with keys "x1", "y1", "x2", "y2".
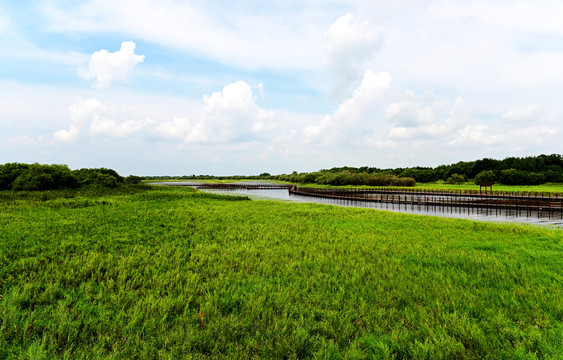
[{"x1": 0, "y1": 0, "x2": 561, "y2": 176}]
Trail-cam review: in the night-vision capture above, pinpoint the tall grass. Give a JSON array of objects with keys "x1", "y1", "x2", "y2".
[{"x1": 1, "y1": 186, "x2": 561, "y2": 359}]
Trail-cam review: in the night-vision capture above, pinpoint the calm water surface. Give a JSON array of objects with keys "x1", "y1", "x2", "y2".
[{"x1": 200, "y1": 188, "x2": 563, "y2": 227}]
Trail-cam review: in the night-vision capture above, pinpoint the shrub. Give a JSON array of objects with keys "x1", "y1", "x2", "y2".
[
  {"x1": 373, "y1": 174, "x2": 398, "y2": 186},
  {"x1": 125, "y1": 175, "x2": 144, "y2": 184},
  {"x1": 0, "y1": 162, "x2": 30, "y2": 190},
  {"x1": 446, "y1": 173, "x2": 465, "y2": 185},
  {"x1": 11, "y1": 163, "x2": 77, "y2": 191},
  {"x1": 73, "y1": 168, "x2": 124, "y2": 188},
  {"x1": 395, "y1": 177, "x2": 416, "y2": 187}
]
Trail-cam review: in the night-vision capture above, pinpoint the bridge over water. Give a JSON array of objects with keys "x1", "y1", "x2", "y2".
[
  {"x1": 148, "y1": 182, "x2": 291, "y2": 190},
  {"x1": 148, "y1": 182, "x2": 563, "y2": 221},
  {"x1": 289, "y1": 186, "x2": 563, "y2": 218}
]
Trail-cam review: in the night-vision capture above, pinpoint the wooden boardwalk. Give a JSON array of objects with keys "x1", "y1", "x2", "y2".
[
  {"x1": 150, "y1": 182, "x2": 563, "y2": 216},
  {"x1": 289, "y1": 186, "x2": 563, "y2": 215},
  {"x1": 149, "y1": 182, "x2": 291, "y2": 190}
]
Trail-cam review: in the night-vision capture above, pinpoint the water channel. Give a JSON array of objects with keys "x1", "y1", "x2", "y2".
[
  {"x1": 199, "y1": 187, "x2": 563, "y2": 227},
  {"x1": 148, "y1": 182, "x2": 563, "y2": 227}
]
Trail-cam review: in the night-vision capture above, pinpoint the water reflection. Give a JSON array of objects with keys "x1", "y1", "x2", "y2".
[{"x1": 201, "y1": 188, "x2": 563, "y2": 227}]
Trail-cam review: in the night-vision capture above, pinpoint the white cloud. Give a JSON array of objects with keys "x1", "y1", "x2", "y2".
[
  {"x1": 513, "y1": 124, "x2": 558, "y2": 147},
  {"x1": 53, "y1": 125, "x2": 80, "y2": 143},
  {"x1": 54, "y1": 82, "x2": 275, "y2": 144},
  {"x1": 448, "y1": 117, "x2": 558, "y2": 149},
  {"x1": 384, "y1": 92, "x2": 464, "y2": 140},
  {"x1": 448, "y1": 124, "x2": 506, "y2": 147},
  {"x1": 503, "y1": 104, "x2": 542, "y2": 123},
  {"x1": 183, "y1": 81, "x2": 274, "y2": 144},
  {"x1": 41, "y1": 0, "x2": 334, "y2": 71},
  {"x1": 304, "y1": 70, "x2": 391, "y2": 144},
  {"x1": 323, "y1": 13, "x2": 383, "y2": 91},
  {"x1": 385, "y1": 92, "x2": 444, "y2": 127},
  {"x1": 54, "y1": 98, "x2": 103, "y2": 142},
  {"x1": 5, "y1": 1, "x2": 563, "y2": 174},
  {"x1": 429, "y1": 1, "x2": 563, "y2": 36},
  {"x1": 90, "y1": 80, "x2": 277, "y2": 145},
  {"x1": 155, "y1": 117, "x2": 192, "y2": 141},
  {"x1": 54, "y1": 97, "x2": 151, "y2": 142},
  {"x1": 78, "y1": 41, "x2": 145, "y2": 89},
  {"x1": 89, "y1": 115, "x2": 151, "y2": 138}
]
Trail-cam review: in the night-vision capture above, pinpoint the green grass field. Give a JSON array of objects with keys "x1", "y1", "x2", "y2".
[
  {"x1": 1, "y1": 186, "x2": 562, "y2": 359},
  {"x1": 412, "y1": 181, "x2": 563, "y2": 193}
]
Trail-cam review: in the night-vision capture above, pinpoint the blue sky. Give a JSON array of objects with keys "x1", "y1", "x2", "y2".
[{"x1": 1, "y1": 0, "x2": 561, "y2": 175}]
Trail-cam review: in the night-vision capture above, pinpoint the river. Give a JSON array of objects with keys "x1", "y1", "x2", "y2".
[{"x1": 199, "y1": 187, "x2": 563, "y2": 227}]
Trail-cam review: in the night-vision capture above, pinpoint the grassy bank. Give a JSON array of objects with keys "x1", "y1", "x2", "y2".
[
  {"x1": 275, "y1": 180, "x2": 563, "y2": 195},
  {"x1": 413, "y1": 181, "x2": 563, "y2": 193},
  {"x1": 1, "y1": 186, "x2": 561, "y2": 359}
]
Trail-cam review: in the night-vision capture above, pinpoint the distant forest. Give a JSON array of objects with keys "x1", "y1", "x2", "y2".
[
  {"x1": 145, "y1": 154, "x2": 563, "y2": 186},
  {"x1": 4, "y1": 154, "x2": 562, "y2": 190},
  {"x1": 276, "y1": 154, "x2": 563, "y2": 186},
  {"x1": 146, "y1": 154, "x2": 563, "y2": 186}
]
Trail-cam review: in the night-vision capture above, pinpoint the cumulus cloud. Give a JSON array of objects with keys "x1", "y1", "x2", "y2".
[
  {"x1": 385, "y1": 93, "x2": 444, "y2": 127},
  {"x1": 157, "y1": 81, "x2": 275, "y2": 144},
  {"x1": 54, "y1": 97, "x2": 151, "y2": 142},
  {"x1": 385, "y1": 92, "x2": 453, "y2": 139},
  {"x1": 155, "y1": 117, "x2": 192, "y2": 141},
  {"x1": 53, "y1": 81, "x2": 277, "y2": 146},
  {"x1": 89, "y1": 114, "x2": 150, "y2": 138},
  {"x1": 502, "y1": 104, "x2": 543, "y2": 123},
  {"x1": 448, "y1": 109, "x2": 558, "y2": 149},
  {"x1": 54, "y1": 98, "x2": 103, "y2": 142},
  {"x1": 323, "y1": 14, "x2": 383, "y2": 91},
  {"x1": 448, "y1": 124, "x2": 506, "y2": 146},
  {"x1": 78, "y1": 41, "x2": 145, "y2": 89},
  {"x1": 304, "y1": 70, "x2": 391, "y2": 144}
]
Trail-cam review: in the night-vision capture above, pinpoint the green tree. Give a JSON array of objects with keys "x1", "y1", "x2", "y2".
[
  {"x1": 474, "y1": 170, "x2": 496, "y2": 185},
  {"x1": 124, "y1": 175, "x2": 144, "y2": 184},
  {"x1": 0, "y1": 162, "x2": 31, "y2": 190},
  {"x1": 73, "y1": 168, "x2": 123, "y2": 188},
  {"x1": 11, "y1": 163, "x2": 77, "y2": 191}
]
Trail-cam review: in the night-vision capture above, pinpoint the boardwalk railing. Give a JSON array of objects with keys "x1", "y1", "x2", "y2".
[
  {"x1": 148, "y1": 182, "x2": 292, "y2": 190},
  {"x1": 290, "y1": 186, "x2": 563, "y2": 200},
  {"x1": 289, "y1": 186, "x2": 563, "y2": 216},
  {"x1": 149, "y1": 181, "x2": 563, "y2": 217}
]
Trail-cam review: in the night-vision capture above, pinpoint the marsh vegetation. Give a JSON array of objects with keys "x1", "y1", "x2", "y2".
[{"x1": 1, "y1": 186, "x2": 561, "y2": 359}]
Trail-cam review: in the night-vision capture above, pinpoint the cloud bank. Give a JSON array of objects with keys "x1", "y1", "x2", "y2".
[
  {"x1": 2, "y1": 1, "x2": 561, "y2": 175},
  {"x1": 55, "y1": 81, "x2": 276, "y2": 146}
]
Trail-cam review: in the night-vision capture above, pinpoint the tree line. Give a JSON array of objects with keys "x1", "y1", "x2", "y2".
[
  {"x1": 3, "y1": 154, "x2": 561, "y2": 190},
  {"x1": 0, "y1": 163, "x2": 142, "y2": 191},
  {"x1": 276, "y1": 154, "x2": 563, "y2": 186},
  {"x1": 277, "y1": 171, "x2": 416, "y2": 187}
]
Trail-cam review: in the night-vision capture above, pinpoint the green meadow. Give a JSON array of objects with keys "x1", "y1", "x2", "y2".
[
  {"x1": 275, "y1": 181, "x2": 563, "y2": 195},
  {"x1": 1, "y1": 186, "x2": 562, "y2": 359},
  {"x1": 411, "y1": 182, "x2": 563, "y2": 194}
]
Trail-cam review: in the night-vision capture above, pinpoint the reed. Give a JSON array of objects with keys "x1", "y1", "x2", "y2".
[{"x1": 1, "y1": 186, "x2": 561, "y2": 359}]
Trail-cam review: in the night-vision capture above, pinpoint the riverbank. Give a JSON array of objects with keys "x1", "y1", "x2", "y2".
[{"x1": 1, "y1": 186, "x2": 561, "y2": 358}]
